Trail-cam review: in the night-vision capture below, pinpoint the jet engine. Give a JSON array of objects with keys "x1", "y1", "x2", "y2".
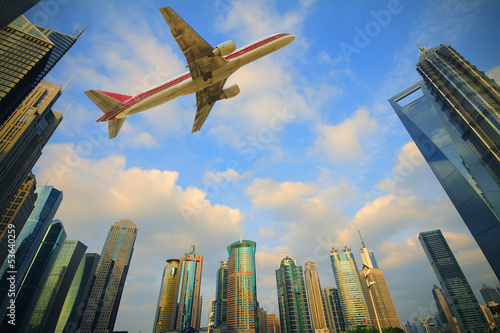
[
  {"x1": 219, "y1": 84, "x2": 240, "y2": 100},
  {"x1": 212, "y1": 40, "x2": 236, "y2": 57}
]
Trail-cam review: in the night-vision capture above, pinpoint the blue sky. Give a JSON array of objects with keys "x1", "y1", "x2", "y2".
[{"x1": 27, "y1": 0, "x2": 500, "y2": 331}]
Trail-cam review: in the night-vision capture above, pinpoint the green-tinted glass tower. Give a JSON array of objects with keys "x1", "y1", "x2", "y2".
[
  {"x1": 275, "y1": 254, "x2": 313, "y2": 333},
  {"x1": 330, "y1": 247, "x2": 372, "y2": 330},
  {"x1": 227, "y1": 239, "x2": 258, "y2": 332},
  {"x1": 215, "y1": 260, "x2": 228, "y2": 329},
  {"x1": 419, "y1": 230, "x2": 489, "y2": 332},
  {"x1": 27, "y1": 240, "x2": 87, "y2": 332},
  {"x1": 55, "y1": 253, "x2": 100, "y2": 333}
]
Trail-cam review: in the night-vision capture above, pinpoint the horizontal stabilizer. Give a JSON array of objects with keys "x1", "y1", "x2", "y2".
[
  {"x1": 108, "y1": 118, "x2": 126, "y2": 139},
  {"x1": 85, "y1": 89, "x2": 129, "y2": 114}
]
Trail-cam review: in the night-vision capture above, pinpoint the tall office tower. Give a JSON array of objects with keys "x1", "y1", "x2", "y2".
[
  {"x1": 257, "y1": 306, "x2": 269, "y2": 332},
  {"x1": 0, "y1": 15, "x2": 85, "y2": 125},
  {"x1": 0, "y1": 172, "x2": 37, "y2": 265},
  {"x1": 77, "y1": 219, "x2": 138, "y2": 333},
  {"x1": 330, "y1": 247, "x2": 373, "y2": 330},
  {"x1": 0, "y1": 80, "x2": 63, "y2": 221},
  {"x1": 0, "y1": 185, "x2": 62, "y2": 322},
  {"x1": 0, "y1": 0, "x2": 41, "y2": 29},
  {"x1": 481, "y1": 284, "x2": 500, "y2": 304},
  {"x1": 208, "y1": 297, "x2": 216, "y2": 332},
  {"x1": 432, "y1": 284, "x2": 458, "y2": 331},
  {"x1": 304, "y1": 261, "x2": 329, "y2": 331},
  {"x1": 215, "y1": 260, "x2": 229, "y2": 329},
  {"x1": 266, "y1": 313, "x2": 280, "y2": 333},
  {"x1": 1, "y1": 219, "x2": 66, "y2": 332},
  {"x1": 322, "y1": 287, "x2": 345, "y2": 333},
  {"x1": 27, "y1": 240, "x2": 87, "y2": 332},
  {"x1": 153, "y1": 258, "x2": 180, "y2": 333},
  {"x1": 275, "y1": 254, "x2": 313, "y2": 333},
  {"x1": 359, "y1": 267, "x2": 401, "y2": 329},
  {"x1": 172, "y1": 245, "x2": 203, "y2": 330},
  {"x1": 358, "y1": 231, "x2": 379, "y2": 269},
  {"x1": 388, "y1": 44, "x2": 500, "y2": 280},
  {"x1": 55, "y1": 253, "x2": 100, "y2": 333},
  {"x1": 419, "y1": 230, "x2": 489, "y2": 332},
  {"x1": 227, "y1": 239, "x2": 258, "y2": 333}
]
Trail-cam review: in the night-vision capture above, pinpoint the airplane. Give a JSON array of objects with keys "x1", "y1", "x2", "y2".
[{"x1": 85, "y1": 6, "x2": 295, "y2": 139}]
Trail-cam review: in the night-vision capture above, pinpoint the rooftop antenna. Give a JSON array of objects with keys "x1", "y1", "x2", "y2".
[
  {"x1": 62, "y1": 100, "x2": 74, "y2": 117},
  {"x1": 415, "y1": 41, "x2": 427, "y2": 54},
  {"x1": 359, "y1": 230, "x2": 366, "y2": 248},
  {"x1": 240, "y1": 227, "x2": 243, "y2": 243},
  {"x1": 61, "y1": 75, "x2": 74, "y2": 91}
]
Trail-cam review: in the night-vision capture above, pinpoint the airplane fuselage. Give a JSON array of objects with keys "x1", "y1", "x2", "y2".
[{"x1": 97, "y1": 33, "x2": 295, "y2": 122}]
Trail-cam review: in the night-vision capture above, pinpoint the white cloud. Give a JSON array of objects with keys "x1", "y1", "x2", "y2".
[
  {"x1": 487, "y1": 65, "x2": 500, "y2": 83},
  {"x1": 309, "y1": 107, "x2": 378, "y2": 162}
]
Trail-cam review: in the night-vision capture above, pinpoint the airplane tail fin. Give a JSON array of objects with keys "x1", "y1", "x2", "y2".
[{"x1": 85, "y1": 90, "x2": 132, "y2": 139}]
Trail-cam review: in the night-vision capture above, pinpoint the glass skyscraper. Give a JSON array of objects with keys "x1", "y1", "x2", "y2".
[
  {"x1": 275, "y1": 254, "x2": 313, "y2": 333},
  {"x1": 419, "y1": 229, "x2": 489, "y2": 332},
  {"x1": 227, "y1": 239, "x2": 258, "y2": 332},
  {"x1": 55, "y1": 253, "x2": 100, "y2": 333},
  {"x1": 304, "y1": 261, "x2": 328, "y2": 331},
  {"x1": 322, "y1": 287, "x2": 345, "y2": 333},
  {"x1": 153, "y1": 258, "x2": 180, "y2": 333},
  {"x1": 0, "y1": 185, "x2": 62, "y2": 323},
  {"x1": 432, "y1": 284, "x2": 460, "y2": 333},
  {"x1": 215, "y1": 260, "x2": 229, "y2": 329},
  {"x1": 358, "y1": 231, "x2": 378, "y2": 269},
  {"x1": 172, "y1": 246, "x2": 203, "y2": 331},
  {"x1": 77, "y1": 219, "x2": 137, "y2": 333},
  {"x1": 389, "y1": 44, "x2": 500, "y2": 280},
  {"x1": 480, "y1": 284, "x2": 500, "y2": 305},
  {"x1": 27, "y1": 240, "x2": 87, "y2": 332},
  {"x1": 1, "y1": 219, "x2": 66, "y2": 332},
  {"x1": 330, "y1": 247, "x2": 372, "y2": 330}
]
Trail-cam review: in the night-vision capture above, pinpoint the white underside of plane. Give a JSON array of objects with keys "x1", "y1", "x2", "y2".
[{"x1": 85, "y1": 6, "x2": 295, "y2": 138}]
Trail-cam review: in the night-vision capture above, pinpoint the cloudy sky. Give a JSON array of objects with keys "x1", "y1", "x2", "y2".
[{"x1": 26, "y1": 0, "x2": 500, "y2": 331}]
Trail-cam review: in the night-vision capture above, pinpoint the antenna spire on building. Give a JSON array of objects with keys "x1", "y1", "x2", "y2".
[{"x1": 359, "y1": 230, "x2": 366, "y2": 248}]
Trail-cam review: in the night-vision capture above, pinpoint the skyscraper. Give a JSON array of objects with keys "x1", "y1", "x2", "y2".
[
  {"x1": 0, "y1": 80, "x2": 63, "y2": 220},
  {"x1": 480, "y1": 284, "x2": 500, "y2": 305},
  {"x1": 215, "y1": 260, "x2": 229, "y2": 329},
  {"x1": 322, "y1": 287, "x2": 345, "y2": 333},
  {"x1": 359, "y1": 267, "x2": 401, "y2": 329},
  {"x1": 172, "y1": 246, "x2": 203, "y2": 331},
  {"x1": 227, "y1": 239, "x2": 258, "y2": 333},
  {"x1": 77, "y1": 219, "x2": 138, "y2": 333},
  {"x1": 0, "y1": 0, "x2": 41, "y2": 30},
  {"x1": 0, "y1": 15, "x2": 85, "y2": 125},
  {"x1": 358, "y1": 231, "x2": 379, "y2": 269},
  {"x1": 55, "y1": 253, "x2": 100, "y2": 333},
  {"x1": 432, "y1": 284, "x2": 460, "y2": 333},
  {"x1": 0, "y1": 172, "x2": 37, "y2": 266},
  {"x1": 330, "y1": 247, "x2": 372, "y2": 330},
  {"x1": 389, "y1": 44, "x2": 500, "y2": 280},
  {"x1": 1, "y1": 219, "x2": 66, "y2": 332},
  {"x1": 27, "y1": 240, "x2": 87, "y2": 332},
  {"x1": 275, "y1": 254, "x2": 313, "y2": 333},
  {"x1": 304, "y1": 261, "x2": 329, "y2": 331},
  {"x1": 153, "y1": 258, "x2": 180, "y2": 333},
  {"x1": 419, "y1": 229, "x2": 489, "y2": 332},
  {"x1": 0, "y1": 185, "x2": 62, "y2": 322}
]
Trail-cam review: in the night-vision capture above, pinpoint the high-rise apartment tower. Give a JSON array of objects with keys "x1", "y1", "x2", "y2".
[{"x1": 304, "y1": 261, "x2": 329, "y2": 331}]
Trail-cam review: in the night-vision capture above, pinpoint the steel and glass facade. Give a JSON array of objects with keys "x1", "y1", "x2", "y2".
[
  {"x1": 419, "y1": 230, "x2": 489, "y2": 332},
  {"x1": 55, "y1": 253, "x2": 100, "y2": 333},
  {"x1": 27, "y1": 240, "x2": 87, "y2": 332},
  {"x1": 172, "y1": 246, "x2": 203, "y2": 330},
  {"x1": 275, "y1": 255, "x2": 313, "y2": 333},
  {"x1": 153, "y1": 258, "x2": 180, "y2": 332},
  {"x1": 304, "y1": 261, "x2": 328, "y2": 331},
  {"x1": 322, "y1": 287, "x2": 345, "y2": 333},
  {"x1": 227, "y1": 240, "x2": 258, "y2": 332},
  {"x1": 215, "y1": 260, "x2": 229, "y2": 329},
  {"x1": 77, "y1": 219, "x2": 137, "y2": 333},
  {"x1": 389, "y1": 44, "x2": 500, "y2": 280},
  {"x1": 330, "y1": 247, "x2": 372, "y2": 330}
]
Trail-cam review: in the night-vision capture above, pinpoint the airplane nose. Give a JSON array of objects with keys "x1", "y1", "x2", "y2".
[{"x1": 287, "y1": 34, "x2": 296, "y2": 44}]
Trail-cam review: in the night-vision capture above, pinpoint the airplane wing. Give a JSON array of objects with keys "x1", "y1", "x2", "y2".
[
  {"x1": 159, "y1": 7, "x2": 226, "y2": 80},
  {"x1": 192, "y1": 79, "x2": 227, "y2": 133}
]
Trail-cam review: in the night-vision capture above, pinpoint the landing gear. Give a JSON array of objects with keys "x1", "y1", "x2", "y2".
[{"x1": 202, "y1": 71, "x2": 213, "y2": 81}]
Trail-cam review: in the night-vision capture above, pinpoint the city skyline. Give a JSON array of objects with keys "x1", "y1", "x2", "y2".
[{"x1": 6, "y1": 0, "x2": 499, "y2": 331}]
